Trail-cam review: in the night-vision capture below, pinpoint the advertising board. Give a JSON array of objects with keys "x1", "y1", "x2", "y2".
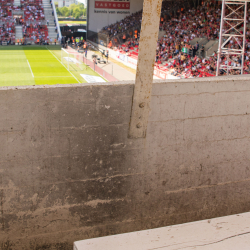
[
  {"x1": 95, "y1": 1, "x2": 130, "y2": 9},
  {"x1": 88, "y1": 0, "x2": 144, "y2": 33}
]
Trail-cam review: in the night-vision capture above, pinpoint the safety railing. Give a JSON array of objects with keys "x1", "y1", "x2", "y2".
[{"x1": 51, "y1": 0, "x2": 62, "y2": 39}]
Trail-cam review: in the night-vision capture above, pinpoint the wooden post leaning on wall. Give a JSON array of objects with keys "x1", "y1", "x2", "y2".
[{"x1": 128, "y1": 0, "x2": 163, "y2": 139}]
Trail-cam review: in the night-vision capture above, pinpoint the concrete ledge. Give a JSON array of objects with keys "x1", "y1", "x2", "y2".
[
  {"x1": 1, "y1": 74, "x2": 250, "y2": 91},
  {"x1": 74, "y1": 212, "x2": 250, "y2": 250}
]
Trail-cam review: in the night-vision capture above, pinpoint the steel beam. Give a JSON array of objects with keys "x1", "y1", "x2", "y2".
[
  {"x1": 216, "y1": 0, "x2": 248, "y2": 76},
  {"x1": 128, "y1": 0, "x2": 163, "y2": 138}
]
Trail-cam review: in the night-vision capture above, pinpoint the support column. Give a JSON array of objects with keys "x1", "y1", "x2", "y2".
[{"x1": 128, "y1": 0, "x2": 163, "y2": 139}]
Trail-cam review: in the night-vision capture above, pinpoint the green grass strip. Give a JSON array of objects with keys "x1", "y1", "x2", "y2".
[{"x1": 0, "y1": 45, "x2": 106, "y2": 87}]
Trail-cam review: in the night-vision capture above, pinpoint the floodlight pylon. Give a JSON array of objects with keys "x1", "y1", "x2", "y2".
[{"x1": 216, "y1": 0, "x2": 248, "y2": 76}]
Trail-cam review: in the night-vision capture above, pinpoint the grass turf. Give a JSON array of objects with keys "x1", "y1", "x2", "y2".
[
  {"x1": 0, "y1": 45, "x2": 104, "y2": 87},
  {"x1": 58, "y1": 20, "x2": 87, "y2": 25}
]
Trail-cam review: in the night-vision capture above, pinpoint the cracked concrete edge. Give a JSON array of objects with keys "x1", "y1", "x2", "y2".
[
  {"x1": 1, "y1": 74, "x2": 250, "y2": 91},
  {"x1": 74, "y1": 212, "x2": 250, "y2": 250}
]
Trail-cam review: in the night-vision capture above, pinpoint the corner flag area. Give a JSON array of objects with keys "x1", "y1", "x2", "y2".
[{"x1": 0, "y1": 46, "x2": 105, "y2": 87}]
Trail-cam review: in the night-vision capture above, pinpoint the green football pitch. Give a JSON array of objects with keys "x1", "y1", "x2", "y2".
[{"x1": 0, "y1": 45, "x2": 104, "y2": 87}]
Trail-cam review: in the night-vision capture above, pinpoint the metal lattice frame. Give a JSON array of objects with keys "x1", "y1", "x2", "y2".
[{"x1": 216, "y1": 0, "x2": 248, "y2": 76}]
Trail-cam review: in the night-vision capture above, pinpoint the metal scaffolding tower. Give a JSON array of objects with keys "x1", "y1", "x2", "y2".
[{"x1": 216, "y1": 0, "x2": 248, "y2": 76}]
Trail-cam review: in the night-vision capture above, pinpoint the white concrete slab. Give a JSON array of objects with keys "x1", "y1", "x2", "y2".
[{"x1": 74, "y1": 212, "x2": 250, "y2": 250}]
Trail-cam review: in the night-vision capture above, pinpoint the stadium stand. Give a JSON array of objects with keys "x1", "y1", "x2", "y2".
[
  {"x1": 0, "y1": 0, "x2": 57, "y2": 45},
  {"x1": 0, "y1": 0, "x2": 16, "y2": 44},
  {"x1": 100, "y1": 0, "x2": 250, "y2": 78}
]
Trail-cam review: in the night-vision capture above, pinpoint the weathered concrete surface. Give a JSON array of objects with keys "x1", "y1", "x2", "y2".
[
  {"x1": 74, "y1": 212, "x2": 250, "y2": 250},
  {"x1": 129, "y1": 0, "x2": 162, "y2": 138},
  {"x1": 1, "y1": 76, "x2": 250, "y2": 249}
]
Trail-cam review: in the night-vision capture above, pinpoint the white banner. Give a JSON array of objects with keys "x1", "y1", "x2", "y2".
[{"x1": 80, "y1": 74, "x2": 106, "y2": 83}]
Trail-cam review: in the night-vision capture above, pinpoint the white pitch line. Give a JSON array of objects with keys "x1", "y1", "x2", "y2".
[
  {"x1": 35, "y1": 76, "x2": 73, "y2": 78},
  {"x1": 46, "y1": 48, "x2": 81, "y2": 83},
  {"x1": 27, "y1": 60, "x2": 34, "y2": 78}
]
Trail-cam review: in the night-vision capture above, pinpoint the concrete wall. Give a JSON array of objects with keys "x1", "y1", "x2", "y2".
[{"x1": 1, "y1": 76, "x2": 250, "y2": 249}]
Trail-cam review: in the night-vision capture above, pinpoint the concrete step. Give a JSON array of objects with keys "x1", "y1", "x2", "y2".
[
  {"x1": 44, "y1": 10, "x2": 55, "y2": 14},
  {"x1": 15, "y1": 26, "x2": 23, "y2": 39},
  {"x1": 206, "y1": 40, "x2": 219, "y2": 57},
  {"x1": 190, "y1": 37, "x2": 204, "y2": 46},
  {"x1": 43, "y1": 0, "x2": 61, "y2": 39},
  {"x1": 43, "y1": 1, "x2": 57, "y2": 25},
  {"x1": 48, "y1": 30, "x2": 57, "y2": 35},
  {"x1": 48, "y1": 26, "x2": 58, "y2": 38},
  {"x1": 13, "y1": 0, "x2": 21, "y2": 6},
  {"x1": 48, "y1": 33, "x2": 58, "y2": 38},
  {"x1": 48, "y1": 30, "x2": 57, "y2": 34}
]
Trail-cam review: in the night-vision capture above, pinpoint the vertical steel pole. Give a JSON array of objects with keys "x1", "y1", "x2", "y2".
[
  {"x1": 242, "y1": 1, "x2": 247, "y2": 74},
  {"x1": 227, "y1": 53, "x2": 229, "y2": 75},
  {"x1": 128, "y1": 0, "x2": 163, "y2": 138},
  {"x1": 216, "y1": 0, "x2": 226, "y2": 76}
]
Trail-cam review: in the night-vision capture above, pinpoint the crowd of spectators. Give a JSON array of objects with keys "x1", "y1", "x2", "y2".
[
  {"x1": 103, "y1": 0, "x2": 250, "y2": 78},
  {"x1": 154, "y1": 2, "x2": 221, "y2": 78},
  {"x1": 21, "y1": 0, "x2": 49, "y2": 44},
  {"x1": 0, "y1": 0, "x2": 15, "y2": 44},
  {"x1": 101, "y1": 10, "x2": 142, "y2": 39},
  {"x1": 101, "y1": 0, "x2": 189, "y2": 39},
  {"x1": 0, "y1": 0, "x2": 51, "y2": 45}
]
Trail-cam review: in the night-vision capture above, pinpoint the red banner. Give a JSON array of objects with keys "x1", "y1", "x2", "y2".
[{"x1": 95, "y1": 1, "x2": 130, "y2": 9}]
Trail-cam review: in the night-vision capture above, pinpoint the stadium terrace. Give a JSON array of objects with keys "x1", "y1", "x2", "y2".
[{"x1": 97, "y1": 0, "x2": 250, "y2": 78}]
